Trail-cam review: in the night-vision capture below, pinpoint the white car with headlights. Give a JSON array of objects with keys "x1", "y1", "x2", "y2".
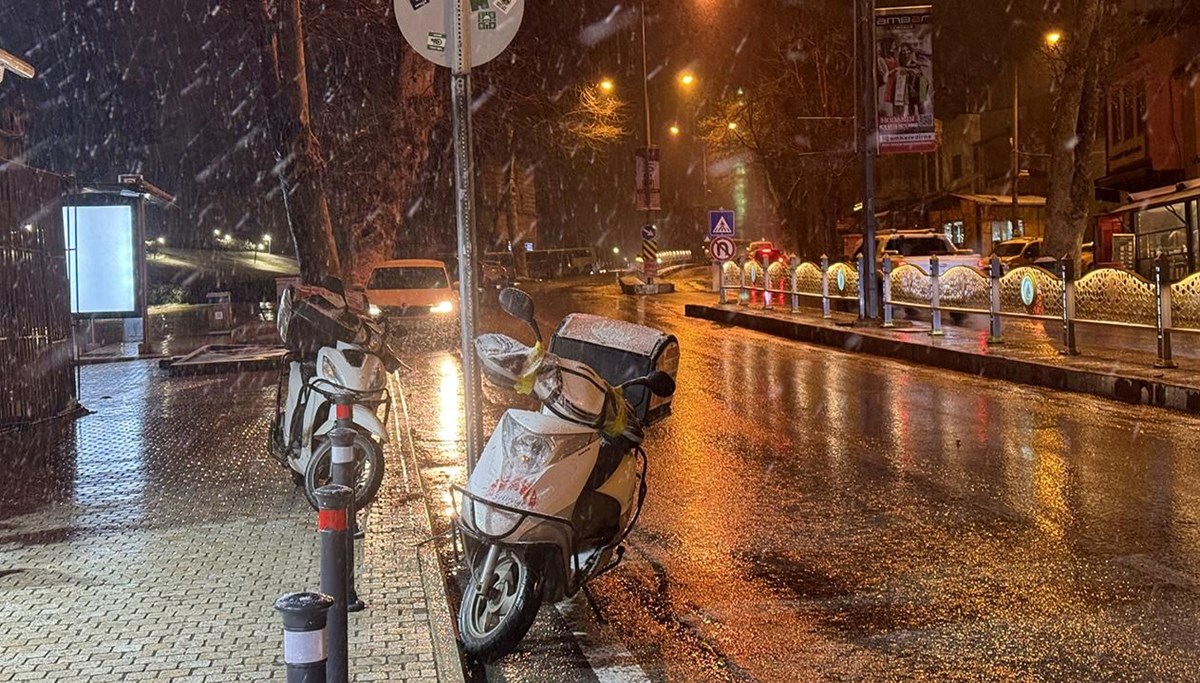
[{"x1": 365, "y1": 259, "x2": 459, "y2": 337}]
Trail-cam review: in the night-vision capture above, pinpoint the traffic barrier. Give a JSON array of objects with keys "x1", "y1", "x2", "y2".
[
  {"x1": 716, "y1": 252, "x2": 1200, "y2": 369},
  {"x1": 328, "y1": 395, "x2": 363, "y2": 613}
]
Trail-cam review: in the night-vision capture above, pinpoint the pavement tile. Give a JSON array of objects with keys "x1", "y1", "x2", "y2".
[{"x1": 0, "y1": 360, "x2": 462, "y2": 682}]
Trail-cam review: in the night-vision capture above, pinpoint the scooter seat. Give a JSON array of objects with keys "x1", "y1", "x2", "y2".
[{"x1": 572, "y1": 489, "x2": 621, "y2": 545}]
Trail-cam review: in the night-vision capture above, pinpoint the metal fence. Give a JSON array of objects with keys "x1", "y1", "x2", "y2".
[
  {"x1": 719, "y1": 253, "x2": 1200, "y2": 369},
  {"x1": 0, "y1": 166, "x2": 75, "y2": 427}
]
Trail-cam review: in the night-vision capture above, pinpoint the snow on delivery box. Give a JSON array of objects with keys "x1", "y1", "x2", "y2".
[{"x1": 548, "y1": 314, "x2": 679, "y2": 425}]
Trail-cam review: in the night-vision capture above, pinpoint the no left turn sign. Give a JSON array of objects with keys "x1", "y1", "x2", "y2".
[{"x1": 709, "y1": 237, "x2": 736, "y2": 262}]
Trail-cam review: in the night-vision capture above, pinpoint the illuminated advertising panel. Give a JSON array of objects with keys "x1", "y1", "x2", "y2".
[{"x1": 62, "y1": 204, "x2": 138, "y2": 316}]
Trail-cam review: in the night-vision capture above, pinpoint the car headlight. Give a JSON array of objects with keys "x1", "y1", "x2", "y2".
[
  {"x1": 430, "y1": 300, "x2": 454, "y2": 314},
  {"x1": 368, "y1": 303, "x2": 382, "y2": 317}
]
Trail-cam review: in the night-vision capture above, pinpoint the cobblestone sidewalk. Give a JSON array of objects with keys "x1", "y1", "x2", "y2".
[{"x1": 0, "y1": 361, "x2": 464, "y2": 682}]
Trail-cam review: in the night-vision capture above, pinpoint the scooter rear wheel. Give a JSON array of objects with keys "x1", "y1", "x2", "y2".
[
  {"x1": 303, "y1": 430, "x2": 385, "y2": 510},
  {"x1": 458, "y1": 547, "x2": 542, "y2": 661}
]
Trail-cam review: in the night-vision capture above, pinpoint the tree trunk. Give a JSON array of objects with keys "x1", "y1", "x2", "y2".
[
  {"x1": 1043, "y1": 0, "x2": 1102, "y2": 271},
  {"x1": 257, "y1": 0, "x2": 341, "y2": 285}
]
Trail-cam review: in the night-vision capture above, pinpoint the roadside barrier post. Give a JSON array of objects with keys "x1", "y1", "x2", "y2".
[
  {"x1": 276, "y1": 592, "x2": 334, "y2": 683},
  {"x1": 1059, "y1": 258, "x2": 1080, "y2": 356},
  {"x1": 316, "y1": 484, "x2": 353, "y2": 683},
  {"x1": 820, "y1": 255, "x2": 831, "y2": 319},
  {"x1": 855, "y1": 255, "x2": 866, "y2": 318},
  {"x1": 881, "y1": 255, "x2": 894, "y2": 328},
  {"x1": 929, "y1": 254, "x2": 944, "y2": 336},
  {"x1": 1154, "y1": 253, "x2": 1177, "y2": 368},
  {"x1": 790, "y1": 257, "x2": 800, "y2": 313},
  {"x1": 762, "y1": 253, "x2": 771, "y2": 311},
  {"x1": 718, "y1": 262, "x2": 728, "y2": 305},
  {"x1": 988, "y1": 255, "x2": 1004, "y2": 345},
  {"x1": 328, "y1": 397, "x2": 364, "y2": 613},
  {"x1": 738, "y1": 257, "x2": 748, "y2": 306}
]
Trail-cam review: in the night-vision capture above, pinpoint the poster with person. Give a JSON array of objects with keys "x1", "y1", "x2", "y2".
[{"x1": 875, "y1": 5, "x2": 935, "y2": 155}]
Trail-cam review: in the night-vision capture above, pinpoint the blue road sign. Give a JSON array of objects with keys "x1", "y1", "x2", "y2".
[{"x1": 708, "y1": 210, "x2": 735, "y2": 238}]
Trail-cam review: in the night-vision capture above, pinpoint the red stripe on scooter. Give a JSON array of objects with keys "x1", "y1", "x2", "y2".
[
  {"x1": 318, "y1": 509, "x2": 347, "y2": 531},
  {"x1": 335, "y1": 405, "x2": 352, "y2": 420}
]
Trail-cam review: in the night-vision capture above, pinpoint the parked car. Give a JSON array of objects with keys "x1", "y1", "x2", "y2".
[
  {"x1": 365, "y1": 259, "x2": 459, "y2": 338},
  {"x1": 481, "y1": 260, "x2": 513, "y2": 289},
  {"x1": 746, "y1": 240, "x2": 788, "y2": 265},
  {"x1": 855, "y1": 231, "x2": 981, "y2": 274},
  {"x1": 981, "y1": 238, "x2": 1096, "y2": 274},
  {"x1": 979, "y1": 238, "x2": 1042, "y2": 273}
]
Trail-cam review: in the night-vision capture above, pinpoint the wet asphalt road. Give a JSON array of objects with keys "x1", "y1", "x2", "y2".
[{"x1": 400, "y1": 274, "x2": 1200, "y2": 682}]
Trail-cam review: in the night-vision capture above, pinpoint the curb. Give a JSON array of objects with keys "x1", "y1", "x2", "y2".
[
  {"x1": 685, "y1": 304, "x2": 1200, "y2": 415},
  {"x1": 390, "y1": 374, "x2": 468, "y2": 683}
]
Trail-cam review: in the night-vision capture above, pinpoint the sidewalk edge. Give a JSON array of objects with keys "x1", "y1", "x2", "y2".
[
  {"x1": 685, "y1": 304, "x2": 1200, "y2": 415},
  {"x1": 392, "y1": 374, "x2": 468, "y2": 683}
]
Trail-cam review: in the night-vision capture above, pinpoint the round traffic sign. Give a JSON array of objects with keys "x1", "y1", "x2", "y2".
[
  {"x1": 709, "y1": 236, "x2": 736, "y2": 262},
  {"x1": 395, "y1": 0, "x2": 524, "y2": 69},
  {"x1": 641, "y1": 224, "x2": 657, "y2": 240}
]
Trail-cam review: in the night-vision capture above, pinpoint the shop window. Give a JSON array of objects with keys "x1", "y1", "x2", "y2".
[
  {"x1": 942, "y1": 220, "x2": 965, "y2": 246},
  {"x1": 990, "y1": 219, "x2": 1024, "y2": 243}
]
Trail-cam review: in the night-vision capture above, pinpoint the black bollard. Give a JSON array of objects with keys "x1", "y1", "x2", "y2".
[
  {"x1": 275, "y1": 592, "x2": 334, "y2": 683},
  {"x1": 328, "y1": 395, "x2": 364, "y2": 613},
  {"x1": 315, "y1": 484, "x2": 352, "y2": 683}
]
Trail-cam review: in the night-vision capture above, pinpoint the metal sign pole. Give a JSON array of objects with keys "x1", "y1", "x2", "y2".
[
  {"x1": 858, "y1": 0, "x2": 880, "y2": 320},
  {"x1": 451, "y1": 0, "x2": 483, "y2": 473}
]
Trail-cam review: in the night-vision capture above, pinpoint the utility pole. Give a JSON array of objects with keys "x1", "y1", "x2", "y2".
[
  {"x1": 857, "y1": 0, "x2": 879, "y2": 319},
  {"x1": 1011, "y1": 64, "x2": 1021, "y2": 238},
  {"x1": 639, "y1": 0, "x2": 656, "y2": 285}
]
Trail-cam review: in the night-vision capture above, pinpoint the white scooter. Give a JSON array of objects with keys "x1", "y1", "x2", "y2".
[
  {"x1": 454, "y1": 288, "x2": 676, "y2": 660},
  {"x1": 269, "y1": 278, "x2": 398, "y2": 509}
]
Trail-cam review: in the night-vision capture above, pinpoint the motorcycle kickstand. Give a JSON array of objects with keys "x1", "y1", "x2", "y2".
[{"x1": 582, "y1": 585, "x2": 607, "y2": 625}]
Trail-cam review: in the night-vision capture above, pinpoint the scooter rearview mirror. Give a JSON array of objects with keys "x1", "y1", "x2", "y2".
[
  {"x1": 498, "y1": 288, "x2": 541, "y2": 342},
  {"x1": 645, "y1": 371, "x2": 676, "y2": 398}
]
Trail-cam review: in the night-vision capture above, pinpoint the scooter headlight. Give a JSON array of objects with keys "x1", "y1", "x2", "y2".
[
  {"x1": 320, "y1": 355, "x2": 346, "y2": 386},
  {"x1": 511, "y1": 432, "x2": 553, "y2": 471}
]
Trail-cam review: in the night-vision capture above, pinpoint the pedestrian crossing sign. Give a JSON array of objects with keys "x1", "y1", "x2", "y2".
[{"x1": 708, "y1": 210, "x2": 735, "y2": 238}]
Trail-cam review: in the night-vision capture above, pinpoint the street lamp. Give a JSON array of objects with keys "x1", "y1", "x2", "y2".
[
  {"x1": 213, "y1": 229, "x2": 221, "y2": 237},
  {"x1": 262, "y1": 233, "x2": 273, "y2": 254},
  {"x1": 598, "y1": 78, "x2": 614, "y2": 93},
  {"x1": 727, "y1": 121, "x2": 738, "y2": 131},
  {"x1": 612, "y1": 246, "x2": 620, "y2": 254},
  {"x1": 1010, "y1": 30, "x2": 1065, "y2": 242},
  {"x1": 156, "y1": 236, "x2": 165, "y2": 245},
  {"x1": 669, "y1": 124, "x2": 681, "y2": 137},
  {"x1": 678, "y1": 72, "x2": 695, "y2": 87}
]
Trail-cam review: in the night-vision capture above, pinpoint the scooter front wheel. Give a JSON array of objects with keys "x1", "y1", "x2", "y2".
[
  {"x1": 303, "y1": 431, "x2": 385, "y2": 510},
  {"x1": 458, "y1": 547, "x2": 542, "y2": 661}
]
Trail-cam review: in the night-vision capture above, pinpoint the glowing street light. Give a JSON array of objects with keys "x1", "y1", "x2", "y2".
[
  {"x1": 669, "y1": 124, "x2": 681, "y2": 137},
  {"x1": 156, "y1": 236, "x2": 165, "y2": 245},
  {"x1": 1044, "y1": 31, "x2": 1063, "y2": 46},
  {"x1": 727, "y1": 121, "x2": 738, "y2": 131},
  {"x1": 678, "y1": 72, "x2": 695, "y2": 87},
  {"x1": 598, "y1": 78, "x2": 615, "y2": 93},
  {"x1": 213, "y1": 229, "x2": 221, "y2": 237},
  {"x1": 612, "y1": 246, "x2": 620, "y2": 254}
]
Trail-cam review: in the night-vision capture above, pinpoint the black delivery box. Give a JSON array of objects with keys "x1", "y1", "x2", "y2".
[{"x1": 548, "y1": 313, "x2": 679, "y2": 425}]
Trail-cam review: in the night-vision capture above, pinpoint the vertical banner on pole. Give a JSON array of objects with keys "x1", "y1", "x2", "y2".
[
  {"x1": 634, "y1": 147, "x2": 661, "y2": 211},
  {"x1": 874, "y1": 5, "x2": 935, "y2": 155}
]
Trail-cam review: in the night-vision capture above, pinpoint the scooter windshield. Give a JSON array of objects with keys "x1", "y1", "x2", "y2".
[{"x1": 466, "y1": 410, "x2": 598, "y2": 525}]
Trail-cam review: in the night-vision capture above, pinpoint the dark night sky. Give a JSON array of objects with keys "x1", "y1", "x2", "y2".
[{"x1": 1, "y1": 0, "x2": 1152, "y2": 253}]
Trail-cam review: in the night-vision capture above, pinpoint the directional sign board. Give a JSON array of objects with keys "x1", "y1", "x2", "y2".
[
  {"x1": 709, "y1": 236, "x2": 736, "y2": 262},
  {"x1": 708, "y1": 210, "x2": 735, "y2": 238},
  {"x1": 641, "y1": 224, "x2": 657, "y2": 240},
  {"x1": 395, "y1": 0, "x2": 524, "y2": 69}
]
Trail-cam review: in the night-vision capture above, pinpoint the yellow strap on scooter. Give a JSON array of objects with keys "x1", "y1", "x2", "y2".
[
  {"x1": 602, "y1": 388, "x2": 627, "y2": 437},
  {"x1": 513, "y1": 342, "x2": 544, "y2": 395}
]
